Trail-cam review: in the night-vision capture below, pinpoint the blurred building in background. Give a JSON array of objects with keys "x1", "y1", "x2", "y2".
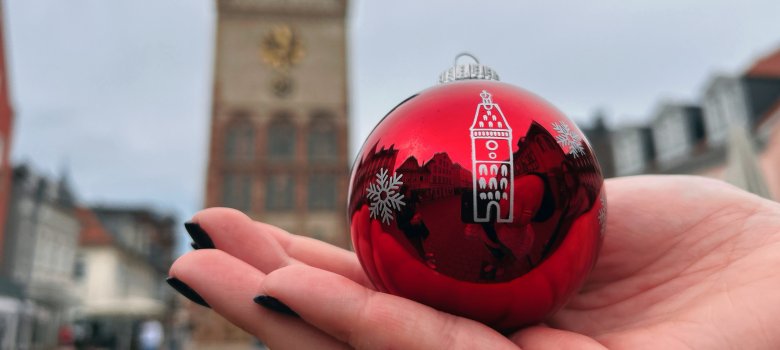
[
  {"x1": 0, "y1": 0, "x2": 18, "y2": 347},
  {"x1": 73, "y1": 206, "x2": 177, "y2": 350},
  {"x1": 198, "y1": 0, "x2": 349, "y2": 347},
  {"x1": 649, "y1": 103, "x2": 705, "y2": 172},
  {"x1": 0, "y1": 0, "x2": 12, "y2": 251},
  {"x1": 0, "y1": 0, "x2": 182, "y2": 348},
  {"x1": 0, "y1": 169, "x2": 178, "y2": 349},
  {"x1": 581, "y1": 112, "x2": 614, "y2": 177},
  {"x1": 586, "y1": 46, "x2": 780, "y2": 199},
  {"x1": 1, "y1": 165, "x2": 80, "y2": 349},
  {"x1": 204, "y1": 0, "x2": 350, "y2": 247}
]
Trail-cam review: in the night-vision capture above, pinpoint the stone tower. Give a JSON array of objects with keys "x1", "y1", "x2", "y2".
[
  {"x1": 196, "y1": 1, "x2": 349, "y2": 346},
  {"x1": 205, "y1": 0, "x2": 350, "y2": 248}
]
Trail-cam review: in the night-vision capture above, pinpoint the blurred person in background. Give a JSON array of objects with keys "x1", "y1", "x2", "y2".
[{"x1": 138, "y1": 319, "x2": 163, "y2": 350}]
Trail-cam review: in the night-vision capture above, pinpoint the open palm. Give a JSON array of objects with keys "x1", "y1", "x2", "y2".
[{"x1": 169, "y1": 176, "x2": 780, "y2": 349}]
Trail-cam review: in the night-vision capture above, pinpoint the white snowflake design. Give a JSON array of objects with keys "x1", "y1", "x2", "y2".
[
  {"x1": 366, "y1": 168, "x2": 406, "y2": 224},
  {"x1": 552, "y1": 121, "x2": 586, "y2": 158},
  {"x1": 598, "y1": 194, "x2": 607, "y2": 235}
]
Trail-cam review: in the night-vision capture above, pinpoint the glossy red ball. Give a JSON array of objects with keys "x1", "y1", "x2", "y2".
[{"x1": 348, "y1": 80, "x2": 605, "y2": 331}]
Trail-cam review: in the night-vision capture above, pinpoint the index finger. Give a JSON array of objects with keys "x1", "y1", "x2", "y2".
[{"x1": 190, "y1": 207, "x2": 372, "y2": 287}]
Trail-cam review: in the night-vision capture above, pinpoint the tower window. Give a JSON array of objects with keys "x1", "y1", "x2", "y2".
[
  {"x1": 308, "y1": 173, "x2": 337, "y2": 210},
  {"x1": 268, "y1": 116, "x2": 297, "y2": 161},
  {"x1": 224, "y1": 117, "x2": 255, "y2": 161},
  {"x1": 308, "y1": 112, "x2": 338, "y2": 162},
  {"x1": 266, "y1": 173, "x2": 295, "y2": 211},
  {"x1": 222, "y1": 173, "x2": 252, "y2": 212}
]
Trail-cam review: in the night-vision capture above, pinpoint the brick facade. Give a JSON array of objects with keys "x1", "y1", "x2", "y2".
[{"x1": 0, "y1": 0, "x2": 14, "y2": 267}]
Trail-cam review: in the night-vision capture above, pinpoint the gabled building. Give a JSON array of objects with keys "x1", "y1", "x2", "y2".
[
  {"x1": 588, "y1": 45, "x2": 780, "y2": 200},
  {"x1": 702, "y1": 75, "x2": 751, "y2": 145},
  {"x1": 650, "y1": 103, "x2": 705, "y2": 171},
  {"x1": 702, "y1": 70, "x2": 780, "y2": 147},
  {"x1": 74, "y1": 206, "x2": 176, "y2": 350},
  {"x1": 2, "y1": 165, "x2": 80, "y2": 349},
  {"x1": 610, "y1": 125, "x2": 654, "y2": 177},
  {"x1": 581, "y1": 114, "x2": 615, "y2": 178}
]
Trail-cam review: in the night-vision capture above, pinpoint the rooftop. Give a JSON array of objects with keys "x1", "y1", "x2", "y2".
[
  {"x1": 76, "y1": 207, "x2": 114, "y2": 246},
  {"x1": 746, "y1": 46, "x2": 780, "y2": 78}
]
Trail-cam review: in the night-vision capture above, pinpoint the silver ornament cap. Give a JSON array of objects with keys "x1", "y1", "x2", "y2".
[{"x1": 438, "y1": 53, "x2": 500, "y2": 84}]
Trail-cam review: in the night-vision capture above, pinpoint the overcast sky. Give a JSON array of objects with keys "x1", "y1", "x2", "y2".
[{"x1": 3, "y1": 0, "x2": 780, "y2": 252}]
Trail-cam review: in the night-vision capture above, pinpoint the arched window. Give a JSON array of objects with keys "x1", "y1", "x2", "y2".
[
  {"x1": 222, "y1": 173, "x2": 252, "y2": 212},
  {"x1": 307, "y1": 173, "x2": 337, "y2": 210},
  {"x1": 268, "y1": 115, "x2": 297, "y2": 161},
  {"x1": 266, "y1": 173, "x2": 295, "y2": 211},
  {"x1": 224, "y1": 117, "x2": 254, "y2": 161},
  {"x1": 307, "y1": 112, "x2": 338, "y2": 162}
]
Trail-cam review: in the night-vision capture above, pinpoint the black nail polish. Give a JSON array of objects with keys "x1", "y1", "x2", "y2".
[
  {"x1": 190, "y1": 242, "x2": 200, "y2": 250},
  {"x1": 166, "y1": 277, "x2": 210, "y2": 308},
  {"x1": 184, "y1": 221, "x2": 215, "y2": 249},
  {"x1": 253, "y1": 295, "x2": 299, "y2": 317}
]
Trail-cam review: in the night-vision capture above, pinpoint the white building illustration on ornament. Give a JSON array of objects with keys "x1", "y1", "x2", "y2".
[{"x1": 470, "y1": 90, "x2": 514, "y2": 223}]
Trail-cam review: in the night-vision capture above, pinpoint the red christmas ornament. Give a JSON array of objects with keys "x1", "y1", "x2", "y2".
[{"x1": 348, "y1": 54, "x2": 606, "y2": 331}]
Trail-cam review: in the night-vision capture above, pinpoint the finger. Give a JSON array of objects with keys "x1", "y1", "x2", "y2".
[
  {"x1": 190, "y1": 207, "x2": 371, "y2": 286},
  {"x1": 509, "y1": 325, "x2": 606, "y2": 349},
  {"x1": 261, "y1": 264, "x2": 518, "y2": 350},
  {"x1": 169, "y1": 249, "x2": 348, "y2": 350},
  {"x1": 259, "y1": 220, "x2": 372, "y2": 287}
]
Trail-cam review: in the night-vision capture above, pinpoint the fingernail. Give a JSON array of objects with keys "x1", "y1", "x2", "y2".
[
  {"x1": 190, "y1": 242, "x2": 200, "y2": 250},
  {"x1": 253, "y1": 295, "x2": 299, "y2": 317},
  {"x1": 166, "y1": 277, "x2": 210, "y2": 308},
  {"x1": 184, "y1": 221, "x2": 215, "y2": 249}
]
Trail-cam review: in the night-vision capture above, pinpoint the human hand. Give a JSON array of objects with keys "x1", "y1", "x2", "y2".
[{"x1": 167, "y1": 175, "x2": 780, "y2": 349}]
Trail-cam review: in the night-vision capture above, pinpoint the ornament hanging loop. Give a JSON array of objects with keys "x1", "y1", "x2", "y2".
[
  {"x1": 439, "y1": 53, "x2": 500, "y2": 84},
  {"x1": 454, "y1": 52, "x2": 480, "y2": 66}
]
